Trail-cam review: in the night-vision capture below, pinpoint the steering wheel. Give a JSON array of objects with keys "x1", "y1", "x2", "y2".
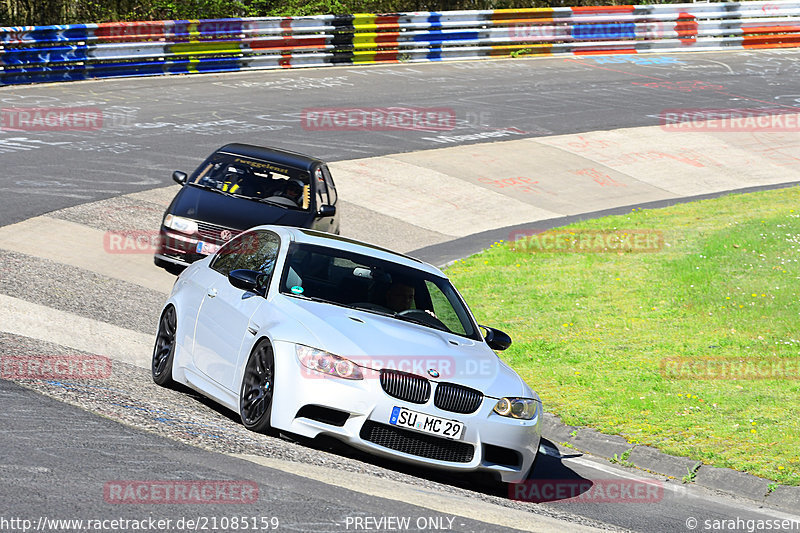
[{"x1": 264, "y1": 195, "x2": 299, "y2": 207}]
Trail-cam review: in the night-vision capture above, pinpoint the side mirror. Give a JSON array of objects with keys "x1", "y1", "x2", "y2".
[
  {"x1": 172, "y1": 170, "x2": 188, "y2": 185},
  {"x1": 228, "y1": 269, "x2": 268, "y2": 296},
  {"x1": 480, "y1": 325, "x2": 512, "y2": 351},
  {"x1": 317, "y1": 204, "x2": 336, "y2": 217}
]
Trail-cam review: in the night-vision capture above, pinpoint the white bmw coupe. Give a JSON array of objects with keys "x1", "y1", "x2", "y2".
[{"x1": 153, "y1": 225, "x2": 542, "y2": 483}]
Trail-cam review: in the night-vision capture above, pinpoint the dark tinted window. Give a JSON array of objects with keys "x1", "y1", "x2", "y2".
[
  {"x1": 238, "y1": 232, "x2": 280, "y2": 276},
  {"x1": 209, "y1": 233, "x2": 247, "y2": 276},
  {"x1": 211, "y1": 231, "x2": 280, "y2": 278},
  {"x1": 280, "y1": 243, "x2": 481, "y2": 340}
]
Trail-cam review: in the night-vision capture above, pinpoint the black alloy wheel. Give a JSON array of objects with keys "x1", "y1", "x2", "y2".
[
  {"x1": 240, "y1": 340, "x2": 275, "y2": 432},
  {"x1": 152, "y1": 306, "x2": 177, "y2": 386}
]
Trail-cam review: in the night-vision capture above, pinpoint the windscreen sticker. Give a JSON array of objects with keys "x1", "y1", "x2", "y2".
[
  {"x1": 290, "y1": 286, "x2": 304, "y2": 294},
  {"x1": 233, "y1": 157, "x2": 292, "y2": 174}
]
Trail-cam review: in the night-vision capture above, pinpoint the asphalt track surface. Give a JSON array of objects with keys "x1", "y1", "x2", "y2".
[
  {"x1": 0, "y1": 378, "x2": 536, "y2": 533},
  {"x1": 2, "y1": 50, "x2": 800, "y2": 532},
  {"x1": 2, "y1": 49, "x2": 800, "y2": 226}
]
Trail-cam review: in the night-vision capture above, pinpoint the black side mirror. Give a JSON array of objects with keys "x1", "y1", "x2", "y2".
[
  {"x1": 228, "y1": 269, "x2": 268, "y2": 296},
  {"x1": 172, "y1": 170, "x2": 188, "y2": 185},
  {"x1": 480, "y1": 325, "x2": 512, "y2": 351},
  {"x1": 317, "y1": 204, "x2": 336, "y2": 217}
]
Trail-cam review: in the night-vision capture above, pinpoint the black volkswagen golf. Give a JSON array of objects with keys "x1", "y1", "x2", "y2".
[{"x1": 154, "y1": 143, "x2": 340, "y2": 274}]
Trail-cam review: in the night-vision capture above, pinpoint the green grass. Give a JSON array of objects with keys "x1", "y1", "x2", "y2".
[{"x1": 445, "y1": 186, "x2": 800, "y2": 485}]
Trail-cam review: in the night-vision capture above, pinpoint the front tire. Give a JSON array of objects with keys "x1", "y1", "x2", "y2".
[
  {"x1": 152, "y1": 306, "x2": 177, "y2": 387},
  {"x1": 240, "y1": 340, "x2": 275, "y2": 433}
]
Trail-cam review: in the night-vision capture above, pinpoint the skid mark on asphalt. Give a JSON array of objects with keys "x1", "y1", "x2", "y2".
[{"x1": 562, "y1": 58, "x2": 668, "y2": 81}]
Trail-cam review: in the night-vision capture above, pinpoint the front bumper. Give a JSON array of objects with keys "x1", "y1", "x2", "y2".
[
  {"x1": 155, "y1": 228, "x2": 213, "y2": 267},
  {"x1": 270, "y1": 341, "x2": 541, "y2": 483}
]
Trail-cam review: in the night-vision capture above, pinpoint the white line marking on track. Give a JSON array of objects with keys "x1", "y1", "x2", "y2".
[
  {"x1": 0, "y1": 294, "x2": 152, "y2": 369},
  {"x1": 234, "y1": 454, "x2": 603, "y2": 533},
  {"x1": 562, "y1": 455, "x2": 800, "y2": 521}
]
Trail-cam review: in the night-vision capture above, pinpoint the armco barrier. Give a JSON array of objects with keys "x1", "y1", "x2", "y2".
[{"x1": 1, "y1": 1, "x2": 800, "y2": 85}]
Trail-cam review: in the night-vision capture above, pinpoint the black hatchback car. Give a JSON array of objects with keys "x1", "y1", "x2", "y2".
[{"x1": 154, "y1": 144, "x2": 340, "y2": 274}]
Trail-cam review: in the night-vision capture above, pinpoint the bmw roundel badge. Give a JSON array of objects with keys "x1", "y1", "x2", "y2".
[{"x1": 427, "y1": 369, "x2": 440, "y2": 378}]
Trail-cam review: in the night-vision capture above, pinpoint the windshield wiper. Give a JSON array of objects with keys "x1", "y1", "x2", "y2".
[
  {"x1": 189, "y1": 183, "x2": 236, "y2": 197},
  {"x1": 287, "y1": 295, "x2": 397, "y2": 318},
  {"x1": 188, "y1": 182, "x2": 213, "y2": 190},
  {"x1": 344, "y1": 304, "x2": 394, "y2": 317},
  {"x1": 287, "y1": 293, "x2": 332, "y2": 305},
  {"x1": 252, "y1": 197, "x2": 291, "y2": 207},
  {"x1": 393, "y1": 312, "x2": 450, "y2": 333}
]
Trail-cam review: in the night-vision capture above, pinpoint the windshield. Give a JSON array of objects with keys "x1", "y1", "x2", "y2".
[
  {"x1": 280, "y1": 243, "x2": 482, "y2": 340},
  {"x1": 188, "y1": 153, "x2": 311, "y2": 210}
]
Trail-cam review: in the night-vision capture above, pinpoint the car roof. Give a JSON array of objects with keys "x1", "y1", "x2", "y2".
[
  {"x1": 255, "y1": 225, "x2": 446, "y2": 277},
  {"x1": 216, "y1": 144, "x2": 322, "y2": 171}
]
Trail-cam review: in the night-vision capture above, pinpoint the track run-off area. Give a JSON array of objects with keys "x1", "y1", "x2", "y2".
[{"x1": 1, "y1": 49, "x2": 800, "y2": 532}]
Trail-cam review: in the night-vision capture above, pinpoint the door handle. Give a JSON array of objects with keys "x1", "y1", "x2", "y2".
[{"x1": 207, "y1": 288, "x2": 217, "y2": 298}]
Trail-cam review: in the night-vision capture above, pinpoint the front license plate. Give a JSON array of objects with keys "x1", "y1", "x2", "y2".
[
  {"x1": 389, "y1": 407, "x2": 464, "y2": 440},
  {"x1": 196, "y1": 241, "x2": 220, "y2": 256}
]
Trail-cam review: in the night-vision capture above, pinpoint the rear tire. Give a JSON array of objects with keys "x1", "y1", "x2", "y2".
[
  {"x1": 239, "y1": 340, "x2": 275, "y2": 433},
  {"x1": 152, "y1": 306, "x2": 177, "y2": 387}
]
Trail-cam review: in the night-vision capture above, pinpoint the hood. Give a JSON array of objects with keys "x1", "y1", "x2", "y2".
[
  {"x1": 169, "y1": 185, "x2": 311, "y2": 230},
  {"x1": 272, "y1": 295, "x2": 529, "y2": 398}
]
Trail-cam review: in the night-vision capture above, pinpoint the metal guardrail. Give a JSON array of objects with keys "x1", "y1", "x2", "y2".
[{"x1": 1, "y1": 1, "x2": 800, "y2": 85}]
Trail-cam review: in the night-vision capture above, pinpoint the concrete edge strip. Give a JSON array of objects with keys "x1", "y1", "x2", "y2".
[
  {"x1": 231, "y1": 453, "x2": 601, "y2": 533},
  {"x1": 562, "y1": 455, "x2": 800, "y2": 522},
  {"x1": 410, "y1": 180, "x2": 800, "y2": 267}
]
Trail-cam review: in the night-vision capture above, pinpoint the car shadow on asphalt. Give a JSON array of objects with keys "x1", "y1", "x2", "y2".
[
  {"x1": 170, "y1": 386, "x2": 596, "y2": 503},
  {"x1": 289, "y1": 434, "x2": 596, "y2": 504}
]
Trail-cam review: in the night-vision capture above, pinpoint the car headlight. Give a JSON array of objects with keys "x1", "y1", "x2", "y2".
[
  {"x1": 163, "y1": 214, "x2": 198, "y2": 235},
  {"x1": 493, "y1": 398, "x2": 539, "y2": 420},
  {"x1": 295, "y1": 345, "x2": 363, "y2": 380}
]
